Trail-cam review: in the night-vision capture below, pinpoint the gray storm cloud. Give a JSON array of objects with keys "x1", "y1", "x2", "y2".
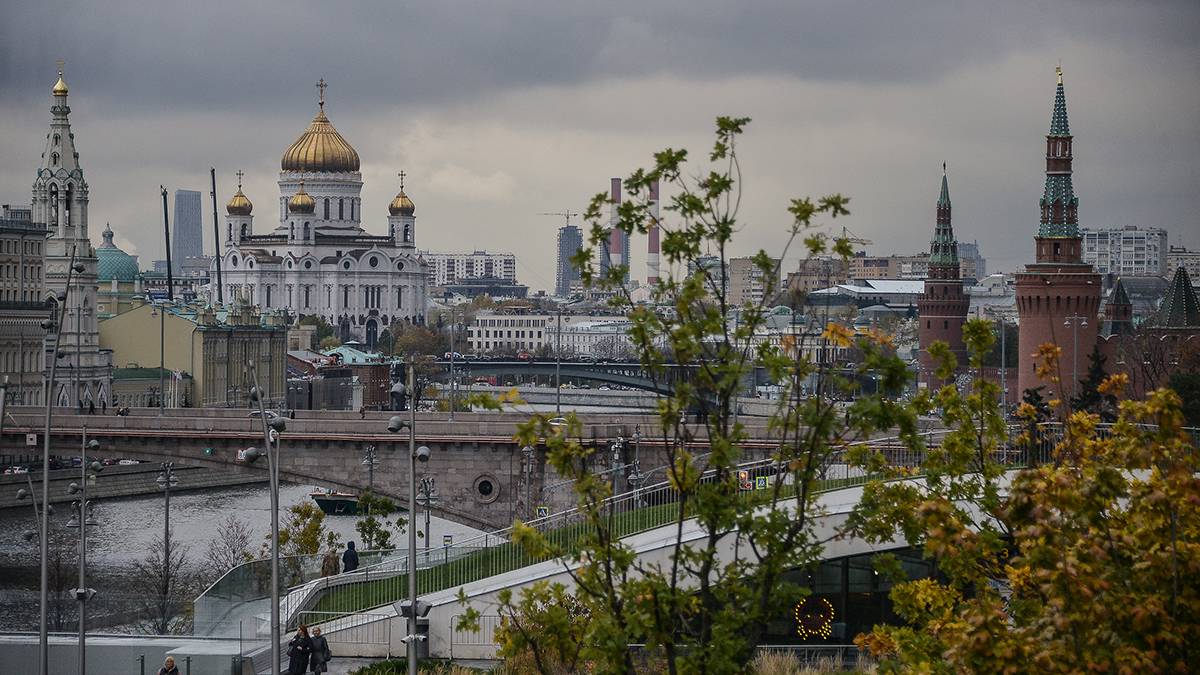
[{"x1": 1, "y1": 0, "x2": 1197, "y2": 289}]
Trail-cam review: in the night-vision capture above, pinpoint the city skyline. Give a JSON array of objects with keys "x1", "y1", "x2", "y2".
[{"x1": 1, "y1": 2, "x2": 1197, "y2": 294}]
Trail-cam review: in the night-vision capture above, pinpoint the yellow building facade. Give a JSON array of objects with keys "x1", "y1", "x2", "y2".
[{"x1": 99, "y1": 301, "x2": 287, "y2": 408}]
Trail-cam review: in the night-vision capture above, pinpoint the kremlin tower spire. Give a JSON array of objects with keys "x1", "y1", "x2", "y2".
[
  {"x1": 1015, "y1": 67, "x2": 1101, "y2": 404},
  {"x1": 917, "y1": 165, "x2": 969, "y2": 387}
]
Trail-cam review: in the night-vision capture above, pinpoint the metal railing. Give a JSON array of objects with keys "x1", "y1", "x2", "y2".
[
  {"x1": 292, "y1": 428, "x2": 982, "y2": 622},
  {"x1": 449, "y1": 614, "x2": 503, "y2": 659},
  {"x1": 295, "y1": 611, "x2": 392, "y2": 654}
]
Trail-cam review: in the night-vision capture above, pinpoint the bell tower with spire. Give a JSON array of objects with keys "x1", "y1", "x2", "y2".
[
  {"x1": 33, "y1": 64, "x2": 113, "y2": 407},
  {"x1": 1015, "y1": 67, "x2": 1100, "y2": 402},
  {"x1": 917, "y1": 165, "x2": 969, "y2": 388}
]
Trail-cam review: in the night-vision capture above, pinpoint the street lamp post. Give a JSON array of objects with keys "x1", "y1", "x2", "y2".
[
  {"x1": 555, "y1": 297, "x2": 582, "y2": 414},
  {"x1": 448, "y1": 308, "x2": 456, "y2": 422},
  {"x1": 1063, "y1": 314, "x2": 1088, "y2": 400},
  {"x1": 66, "y1": 431, "x2": 101, "y2": 675},
  {"x1": 416, "y1": 477, "x2": 438, "y2": 551},
  {"x1": 155, "y1": 462, "x2": 178, "y2": 633},
  {"x1": 151, "y1": 301, "x2": 165, "y2": 416},
  {"x1": 40, "y1": 249, "x2": 82, "y2": 675},
  {"x1": 388, "y1": 358, "x2": 431, "y2": 675},
  {"x1": 246, "y1": 362, "x2": 285, "y2": 673}
]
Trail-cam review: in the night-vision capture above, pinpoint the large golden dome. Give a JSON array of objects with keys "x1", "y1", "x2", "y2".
[{"x1": 280, "y1": 104, "x2": 360, "y2": 173}]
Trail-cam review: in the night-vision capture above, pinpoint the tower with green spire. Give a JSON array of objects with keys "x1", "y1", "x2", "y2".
[
  {"x1": 918, "y1": 165, "x2": 969, "y2": 387},
  {"x1": 1016, "y1": 67, "x2": 1101, "y2": 403}
]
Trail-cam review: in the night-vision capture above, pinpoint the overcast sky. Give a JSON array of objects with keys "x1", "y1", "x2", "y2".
[{"x1": 2, "y1": 1, "x2": 1197, "y2": 293}]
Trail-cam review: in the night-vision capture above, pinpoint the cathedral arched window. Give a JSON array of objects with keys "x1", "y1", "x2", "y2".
[
  {"x1": 338, "y1": 199, "x2": 344, "y2": 220},
  {"x1": 52, "y1": 152, "x2": 59, "y2": 166},
  {"x1": 289, "y1": 223, "x2": 295, "y2": 240},
  {"x1": 240, "y1": 224, "x2": 248, "y2": 239},
  {"x1": 403, "y1": 223, "x2": 411, "y2": 242},
  {"x1": 350, "y1": 200, "x2": 355, "y2": 220},
  {"x1": 64, "y1": 185, "x2": 72, "y2": 227},
  {"x1": 303, "y1": 222, "x2": 310, "y2": 240},
  {"x1": 323, "y1": 198, "x2": 330, "y2": 220}
]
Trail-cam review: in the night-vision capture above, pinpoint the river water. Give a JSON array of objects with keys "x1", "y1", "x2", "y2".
[{"x1": 0, "y1": 482, "x2": 483, "y2": 631}]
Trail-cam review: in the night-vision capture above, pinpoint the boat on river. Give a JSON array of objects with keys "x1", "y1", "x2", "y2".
[{"x1": 310, "y1": 488, "x2": 359, "y2": 515}]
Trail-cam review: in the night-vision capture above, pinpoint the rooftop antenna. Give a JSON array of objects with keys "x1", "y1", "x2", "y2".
[{"x1": 539, "y1": 210, "x2": 579, "y2": 227}]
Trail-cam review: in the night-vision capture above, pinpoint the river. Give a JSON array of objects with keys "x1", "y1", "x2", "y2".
[{"x1": 0, "y1": 482, "x2": 483, "y2": 631}]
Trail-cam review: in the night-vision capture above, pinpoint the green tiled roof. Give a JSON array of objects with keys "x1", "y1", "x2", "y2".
[
  {"x1": 1159, "y1": 267, "x2": 1200, "y2": 328},
  {"x1": 1049, "y1": 72, "x2": 1070, "y2": 136}
]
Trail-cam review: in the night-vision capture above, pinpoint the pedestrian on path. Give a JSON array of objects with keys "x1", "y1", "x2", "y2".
[
  {"x1": 310, "y1": 626, "x2": 332, "y2": 673},
  {"x1": 156, "y1": 656, "x2": 180, "y2": 675},
  {"x1": 341, "y1": 541, "x2": 359, "y2": 573},
  {"x1": 286, "y1": 625, "x2": 313, "y2": 675}
]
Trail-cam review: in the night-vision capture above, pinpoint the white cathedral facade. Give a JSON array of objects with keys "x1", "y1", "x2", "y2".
[{"x1": 216, "y1": 82, "x2": 428, "y2": 348}]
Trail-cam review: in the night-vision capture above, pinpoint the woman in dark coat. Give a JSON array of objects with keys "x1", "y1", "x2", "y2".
[
  {"x1": 309, "y1": 626, "x2": 332, "y2": 673},
  {"x1": 286, "y1": 625, "x2": 313, "y2": 675}
]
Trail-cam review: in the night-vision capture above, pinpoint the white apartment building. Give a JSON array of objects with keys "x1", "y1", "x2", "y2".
[
  {"x1": 1081, "y1": 226, "x2": 1169, "y2": 277},
  {"x1": 420, "y1": 250, "x2": 517, "y2": 287},
  {"x1": 1167, "y1": 246, "x2": 1200, "y2": 285},
  {"x1": 467, "y1": 313, "x2": 630, "y2": 355}
]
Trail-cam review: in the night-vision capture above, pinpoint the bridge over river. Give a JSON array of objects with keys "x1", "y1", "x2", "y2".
[{"x1": 1, "y1": 407, "x2": 787, "y2": 531}]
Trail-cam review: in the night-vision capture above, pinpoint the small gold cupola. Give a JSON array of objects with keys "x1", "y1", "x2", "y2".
[
  {"x1": 388, "y1": 171, "x2": 415, "y2": 216},
  {"x1": 226, "y1": 170, "x2": 253, "y2": 216},
  {"x1": 288, "y1": 180, "x2": 316, "y2": 214}
]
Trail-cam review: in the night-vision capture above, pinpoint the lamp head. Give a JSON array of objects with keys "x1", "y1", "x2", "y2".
[
  {"x1": 68, "y1": 482, "x2": 79, "y2": 495},
  {"x1": 89, "y1": 460, "x2": 103, "y2": 473},
  {"x1": 268, "y1": 417, "x2": 287, "y2": 432},
  {"x1": 87, "y1": 439, "x2": 100, "y2": 452},
  {"x1": 240, "y1": 447, "x2": 261, "y2": 463},
  {"x1": 387, "y1": 415, "x2": 408, "y2": 434},
  {"x1": 22, "y1": 530, "x2": 37, "y2": 543},
  {"x1": 416, "y1": 445, "x2": 431, "y2": 463},
  {"x1": 72, "y1": 262, "x2": 85, "y2": 273},
  {"x1": 40, "y1": 319, "x2": 55, "y2": 331},
  {"x1": 249, "y1": 387, "x2": 260, "y2": 403},
  {"x1": 16, "y1": 488, "x2": 28, "y2": 500}
]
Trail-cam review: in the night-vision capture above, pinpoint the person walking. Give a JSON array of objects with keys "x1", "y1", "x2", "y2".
[
  {"x1": 341, "y1": 541, "x2": 359, "y2": 573},
  {"x1": 156, "y1": 656, "x2": 180, "y2": 675},
  {"x1": 101, "y1": 399, "x2": 107, "y2": 415},
  {"x1": 309, "y1": 626, "x2": 332, "y2": 673},
  {"x1": 88, "y1": 400, "x2": 96, "y2": 415},
  {"x1": 286, "y1": 625, "x2": 313, "y2": 675},
  {"x1": 320, "y1": 547, "x2": 340, "y2": 577}
]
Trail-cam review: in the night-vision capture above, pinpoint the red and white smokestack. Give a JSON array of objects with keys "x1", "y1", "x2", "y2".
[
  {"x1": 647, "y1": 178, "x2": 661, "y2": 285},
  {"x1": 608, "y1": 178, "x2": 623, "y2": 270}
]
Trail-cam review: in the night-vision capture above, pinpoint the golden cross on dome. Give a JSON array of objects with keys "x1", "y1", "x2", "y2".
[
  {"x1": 55, "y1": 58, "x2": 65, "y2": 76},
  {"x1": 398, "y1": 170, "x2": 407, "y2": 191},
  {"x1": 235, "y1": 169, "x2": 245, "y2": 189},
  {"x1": 316, "y1": 78, "x2": 327, "y2": 108}
]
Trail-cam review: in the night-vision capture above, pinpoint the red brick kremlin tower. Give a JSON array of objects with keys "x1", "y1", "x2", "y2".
[
  {"x1": 1015, "y1": 67, "x2": 1101, "y2": 401},
  {"x1": 917, "y1": 166, "x2": 969, "y2": 388}
]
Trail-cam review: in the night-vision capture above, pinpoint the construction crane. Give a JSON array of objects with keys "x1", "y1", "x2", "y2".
[
  {"x1": 840, "y1": 225, "x2": 872, "y2": 249},
  {"x1": 540, "y1": 210, "x2": 579, "y2": 227}
]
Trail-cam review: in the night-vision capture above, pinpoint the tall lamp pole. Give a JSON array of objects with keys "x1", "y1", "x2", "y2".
[
  {"x1": 40, "y1": 248, "x2": 82, "y2": 675},
  {"x1": 388, "y1": 358, "x2": 431, "y2": 675},
  {"x1": 155, "y1": 462, "x2": 178, "y2": 633},
  {"x1": 1064, "y1": 314, "x2": 1088, "y2": 401},
  {"x1": 448, "y1": 308, "x2": 456, "y2": 422},
  {"x1": 246, "y1": 362, "x2": 285, "y2": 673},
  {"x1": 67, "y1": 432, "x2": 101, "y2": 675},
  {"x1": 151, "y1": 301, "x2": 165, "y2": 415}
]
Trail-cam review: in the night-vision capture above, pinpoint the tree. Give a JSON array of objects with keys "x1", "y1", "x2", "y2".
[
  {"x1": 467, "y1": 117, "x2": 886, "y2": 673},
  {"x1": 131, "y1": 534, "x2": 197, "y2": 634},
  {"x1": 849, "y1": 330, "x2": 1200, "y2": 673},
  {"x1": 1070, "y1": 344, "x2": 1116, "y2": 421},
  {"x1": 355, "y1": 491, "x2": 408, "y2": 550},
  {"x1": 319, "y1": 335, "x2": 342, "y2": 351},
  {"x1": 982, "y1": 321, "x2": 1019, "y2": 369},
  {"x1": 202, "y1": 514, "x2": 254, "y2": 584},
  {"x1": 392, "y1": 325, "x2": 448, "y2": 357},
  {"x1": 377, "y1": 328, "x2": 395, "y2": 355},
  {"x1": 273, "y1": 502, "x2": 340, "y2": 558},
  {"x1": 299, "y1": 314, "x2": 337, "y2": 343}
]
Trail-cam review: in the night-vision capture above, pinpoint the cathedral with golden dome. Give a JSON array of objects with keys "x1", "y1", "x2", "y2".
[{"x1": 215, "y1": 80, "x2": 428, "y2": 348}]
